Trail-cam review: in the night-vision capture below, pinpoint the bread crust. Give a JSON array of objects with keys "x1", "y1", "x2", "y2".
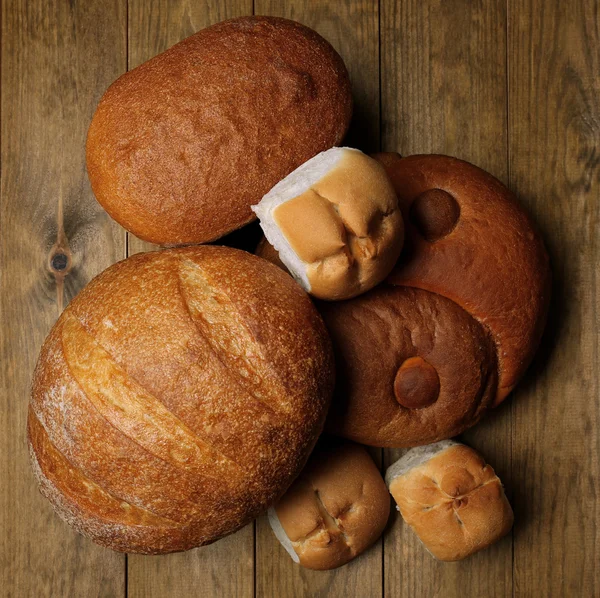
[
  {"x1": 387, "y1": 443, "x2": 513, "y2": 561},
  {"x1": 256, "y1": 153, "x2": 550, "y2": 446},
  {"x1": 375, "y1": 153, "x2": 551, "y2": 404},
  {"x1": 320, "y1": 286, "x2": 497, "y2": 447},
  {"x1": 28, "y1": 246, "x2": 335, "y2": 553},
  {"x1": 270, "y1": 441, "x2": 390, "y2": 569},
  {"x1": 86, "y1": 17, "x2": 352, "y2": 245}
]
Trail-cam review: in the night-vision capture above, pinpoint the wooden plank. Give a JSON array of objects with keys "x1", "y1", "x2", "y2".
[
  {"x1": 0, "y1": 0, "x2": 127, "y2": 596},
  {"x1": 508, "y1": 0, "x2": 600, "y2": 595},
  {"x1": 125, "y1": 2, "x2": 254, "y2": 597},
  {"x1": 252, "y1": 1, "x2": 382, "y2": 596},
  {"x1": 380, "y1": 1, "x2": 512, "y2": 597}
]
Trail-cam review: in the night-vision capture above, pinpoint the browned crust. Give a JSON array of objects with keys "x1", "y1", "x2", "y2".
[
  {"x1": 273, "y1": 442, "x2": 390, "y2": 569},
  {"x1": 388, "y1": 444, "x2": 514, "y2": 561},
  {"x1": 374, "y1": 153, "x2": 551, "y2": 405},
  {"x1": 320, "y1": 286, "x2": 497, "y2": 447},
  {"x1": 29, "y1": 246, "x2": 335, "y2": 553},
  {"x1": 86, "y1": 17, "x2": 352, "y2": 245}
]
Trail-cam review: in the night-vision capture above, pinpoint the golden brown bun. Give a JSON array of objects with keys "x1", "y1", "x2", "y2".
[
  {"x1": 253, "y1": 148, "x2": 404, "y2": 300},
  {"x1": 256, "y1": 153, "x2": 550, "y2": 446},
  {"x1": 269, "y1": 441, "x2": 390, "y2": 569},
  {"x1": 319, "y1": 287, "x2": 497, "y2": 447},
  {"x1": 374, "y1": 153, "x2": 551, "y2": 405},
  {"x1": 386, "y1": 442, "x2": 513, "y2": 561},
  {"x1": 86, "y1": 17, "x2": 352, "y2": 245},
  {"x1": 28, "y1": 246, "x2": 335, "y2": 554}
]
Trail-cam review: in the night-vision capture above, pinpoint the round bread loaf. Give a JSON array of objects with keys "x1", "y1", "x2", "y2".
[
  {"x1": 28, "y1": 246, "x2": 335, "y2": 554},
  {"x1": 252, "y1": 148, "x2": 404, "y2": 300},
  {"x1": 319, "y1": 287, "x2": 497, "y2": 447},
  {"x1": 386, "y1": 441, "x2": 514, "y2": 561},
  {"x1": 376, "y1": 153, "x2": 551, "y2": 405},
  {"x1": 86, "y1": 16, "x2": 352, "y2": 246},
  {"x1": 257, "y1": 154, "x2": 550, "y2": 447},
  {"x1": 268, "y1": 440, "x2": 390, "y2": 569}
]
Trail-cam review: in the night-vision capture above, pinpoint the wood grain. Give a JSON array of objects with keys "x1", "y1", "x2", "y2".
[
  {"x1": 380, "y1": 1, "x2": 513, "y2": 596},
  {"x1": 0, "y1": 0, "x2": 126, "y2": 595},
  {"x1": 252, "y1": 1, "x2": 381, "y2": 595},
  {"x1": 125, "y1": 2, "x2": 254, "y2": 597},
  {"x1": 508, "y1": 0, "x2": 600, "y2": 595}
]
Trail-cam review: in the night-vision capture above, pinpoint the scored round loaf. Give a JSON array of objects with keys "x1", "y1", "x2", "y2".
[
  {"x1": 256, "y1": 153, "x2": 550, "y2": 447},
  {"x1": 86, "y1": 16, "x2": 352, "y2": 246},
  {"x1": 386, "y1": 441, "x2": 514, "y2": 561},
  {"x1": 268, "y1": 440, "x2": 390, "y2": 569},
  {"x1": 375, "y1": 153, "x2": 551, "y2": 405},
  {"x1": 28, "y1": 246, "x2": 335, "y2": 554}
]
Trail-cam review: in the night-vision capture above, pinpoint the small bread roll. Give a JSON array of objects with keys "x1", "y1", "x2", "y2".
[
  {"x1": 268, "y1": 441, "x2": 390, "y2": 569},
  {"x1": 252, "y1": 147, "x2": 404, "y2": 300},
  {"x1": 386, "y1": 441, "x2": 513, "y2": 561}
]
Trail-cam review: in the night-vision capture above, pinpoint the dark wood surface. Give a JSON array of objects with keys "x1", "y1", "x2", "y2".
[
  {"x1": 381, "y1": 2, "x2": 514, "y2": 596},
  {"x1": 1, "y1": 0, "x2": 598, "y2": 596}
]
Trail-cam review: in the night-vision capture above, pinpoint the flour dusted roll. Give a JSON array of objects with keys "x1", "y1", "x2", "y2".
[
  {"x1": 28, "y1": 246, "x2": 335, "y2": 554},
  {"x1": 253, "y1": 148, "x2": 404, "y2": 300},
  {"x1": 268, "y1": 441, "x2": 390, "y2": 569},
  {"x1": 86, "y1": 17, "x2": 352, "y2": 245},
  {"x1": 386, "y1": 441, "x2": 513, "y2": 561}
]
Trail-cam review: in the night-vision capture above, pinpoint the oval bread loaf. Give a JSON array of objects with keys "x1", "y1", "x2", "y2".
[
  {"x1": 28, "y1": 246, "x2": 335, "y2": 554},
  {"x1": 86, "y1": 17, "x2": 352, "y2": 245},
  {"x1": 257, "y1": 154, "x2": 550, "y2": 447}
]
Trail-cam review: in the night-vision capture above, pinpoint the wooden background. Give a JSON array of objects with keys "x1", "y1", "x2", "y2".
[{"x1": 1, "y1": 0, "x2": 598, "y2": 596}]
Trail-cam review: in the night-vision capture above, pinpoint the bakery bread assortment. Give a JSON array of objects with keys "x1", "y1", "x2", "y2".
[
  {"x1": 29, "y1": 15, "x2": 550, "y2": 568},
  {"x1": 28, "y1": 246, "x2": 334, "y2": 553},
  {"x1": 252, "y1": 147, "x2": 404, "y2": 300},
  {"x1": 86, "y1": 16, "x2": 352, "y2": 245},
  {"x1": 257, "y1": 154, "x2": 550, "y2": 447},
  {"x1": 268, "y1": 441, "x2": 390, "y2": 569},
  {"x1": 386, "y1": 441, "x2": 514, "y2": 561},
  {"x1": 376, "y1": 153, "x2": 551, "y2": 405}
]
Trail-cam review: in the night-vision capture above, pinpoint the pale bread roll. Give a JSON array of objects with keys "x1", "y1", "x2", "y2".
[
  {"x1": 268, "y1": 441, "x2": 390, "y2": 569},
  {"x1": 386, "y1": 441, "x2": 513, "y2": 561},
  {"x1": 252, "y1": 147, "x2": 403, "y2": 300}
]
